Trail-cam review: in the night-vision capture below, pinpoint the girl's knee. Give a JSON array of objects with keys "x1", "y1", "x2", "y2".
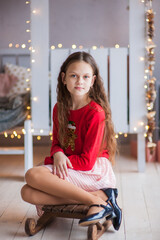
[
  {"x1": 25, "y1": 166, "x2": 49, "y2": 185},
  {"x1": 21, "y1": 184, "x2": 31, "y2": 202},
  {"x1": 25, "y1": 167, "x2": 41, "y2": 184}
]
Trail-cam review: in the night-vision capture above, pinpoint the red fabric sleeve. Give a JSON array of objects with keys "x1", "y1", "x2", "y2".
[{"x1": 68, "y1": 111, "x2": 106, "y2": 171}]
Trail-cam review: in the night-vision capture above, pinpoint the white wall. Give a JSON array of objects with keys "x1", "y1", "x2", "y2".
[{"x1": 0, "y1": 0, "x2": 159, "y2": 81}]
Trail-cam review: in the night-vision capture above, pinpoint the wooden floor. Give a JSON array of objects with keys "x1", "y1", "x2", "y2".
[{"x1": 0, "y1": 145, "x2": 160, "y2": 240}]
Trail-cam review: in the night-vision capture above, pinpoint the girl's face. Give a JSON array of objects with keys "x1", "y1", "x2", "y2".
[{"x1": 62, "y1": 61, "x2": 96, "y2": 99}]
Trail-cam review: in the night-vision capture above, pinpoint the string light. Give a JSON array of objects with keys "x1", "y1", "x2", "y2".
[
  {"x1": 22, "y1": 129, "x2": 26, "y2": 134},
  {"x1": 140, "y1": 121, "x2": 144, "y2": 126},
  {"x1": 15, "y1": 44, "x2": 19, "y2": 48},
  {"x1": 140, "y1": 57, "x2": 144, "y2": 61},
  {"x1": 21, "y1": 44, "x2": 26, "y2": 49},
  {"x1": 51, "y1": 45, "x2": 55, "y2": 50},
  {"x1": 134, "y1": 127, "x2": 137, "y2": 132},
  {"x1": 9, "y1": 43, "x2": 13, "y2": 48},
  {"x1": 11, "y1": 134, "x2": 14, "y2": 139},
  {"x1": 92, "y1": 46, "x2": 97, "y2": 50},
  {"x1": 72, "y1": 44, "x2": 76, "y2": 49},
  {"x1": 115, "y1": 134, "x2": 119, "y2": 139},
  {"x1": 13, "y1": 131, "x2": 17, "y2": 137},
  {"x1": 124, "y1": 133, "x2": 128, "y2": 138},
  {"x1": 58, "y1": 43, "x2": 62, "y2": 48},
  {"x1": 4, "y1": 132, "x2": 8, "y2": 138},
  {"x1": 17, "y1": 135, "x2": 21, "y2": 139},
  {"x1": 32, "y1": 97, "x2": 38, "y2": 101},
  {"x1": 37, "y1": 136, "x2": 41, "y2": 140},
  {"x1": 79, "y1": 45, "x2": 83, "y2": 49},
  {"x1": 32, "y1": 10, "x2": 37, "y2": 14},
  {"x1": 144, "y1": 2, "x2": 157, "y2": 150},
  {"x1": 115, "y1": 44, "x2": 120, "y2": 48}
]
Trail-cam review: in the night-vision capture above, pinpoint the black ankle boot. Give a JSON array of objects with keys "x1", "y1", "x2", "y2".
[{"x1": 101, "y1": 188, "x2": 122, "y2": 231}]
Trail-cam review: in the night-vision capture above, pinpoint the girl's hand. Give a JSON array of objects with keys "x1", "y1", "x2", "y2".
[{"x1": 53, "y1": 152, "x2": 73, "y2": 179}]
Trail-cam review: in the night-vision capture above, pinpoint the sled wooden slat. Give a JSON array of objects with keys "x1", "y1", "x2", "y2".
[{"x1": 25, "y1": 204, "x2": 112, "y2": 240}]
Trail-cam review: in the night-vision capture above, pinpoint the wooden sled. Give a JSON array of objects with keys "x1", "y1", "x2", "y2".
[{"x1": 25, "y1": 204, "x2": 112, "y2": 240}]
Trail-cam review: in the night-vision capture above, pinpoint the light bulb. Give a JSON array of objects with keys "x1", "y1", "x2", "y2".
[
  {"x1": 115, "y1": 44, "x2": 119, "y2": 48},
  {"x1": 115, "y1": 134, "x2": 119, "y2": 139},
  {"x1": 21, "y1": 44, "x2": 26, "y2": 49},
  {"x1": 11, "y1": 134, "x2": 14, "y2": 139},
  {"x1": 58, "y1": 43, "x2": 62, "y2": 48},
  {"x1": 17, "y1": 135, "x2": 21, "y2": 139},
  {"x1": 37, "y1": 136, "x2": 41, "y2": 140},
  {"x1": 140, "y1": 57, "x2": 144, "y2": 61},
  {"x1": 4, "y1": 132, "x2": 8, "y2": 138},
  {"x1": 92, "y1": 46, "x2": 97, "y2": 50},
  {"x1": 32, "y1": 97, "x2": 38, "y2": 101},
  {"x1": 13, "y1": 131, "x2": 17, "y2": 136}
]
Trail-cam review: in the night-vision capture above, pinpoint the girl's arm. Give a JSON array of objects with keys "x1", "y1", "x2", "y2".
[
  {"x1": 53, "y1": 151, "x2": 73, "y2": 179},
  {"x1": 47, "y1": 104, "x2": 73, "y2": 179}
]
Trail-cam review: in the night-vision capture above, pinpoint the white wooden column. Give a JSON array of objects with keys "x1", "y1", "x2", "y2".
[
  {"x1": 129, "y1": 0, "x2": 146, "y2": 172},
  {"x1": 24, "y1": 120, "x2": 33, "y2": 172},
  {"x1": 30, "y1": 0, "x2": 49, "y2": 132},
  {"x1": 109, "y1": 48, "x2": 128, "y2": 133}
]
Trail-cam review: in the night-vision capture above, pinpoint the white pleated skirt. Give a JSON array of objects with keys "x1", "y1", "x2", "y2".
[{"x1": 44, "y1": 157, "x2": 116, "y2": 191}]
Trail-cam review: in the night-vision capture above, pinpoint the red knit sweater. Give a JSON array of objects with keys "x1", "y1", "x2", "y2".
[{"x1": 44, "y1": 101, "x2": 109, "y2": 171}]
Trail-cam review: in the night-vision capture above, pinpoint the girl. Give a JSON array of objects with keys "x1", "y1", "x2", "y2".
[{"x1": 21, "y1": 51, "x2": 122, "y2": 229}]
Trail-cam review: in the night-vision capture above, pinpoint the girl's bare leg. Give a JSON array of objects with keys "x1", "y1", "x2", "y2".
[
  {"x1": 21, "y1": 185, "x2": 107, "y2": 206},
  {"x1": 21, "y1": 184, "x2": 80, "y2": 205},
  {"x1": 22, "y1": 166, "x2": 108, "y2": 215}
]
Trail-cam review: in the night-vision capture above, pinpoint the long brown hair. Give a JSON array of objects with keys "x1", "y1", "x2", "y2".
[{"x1": 56, "y1": 51, "x2": 117, "y2": 164}]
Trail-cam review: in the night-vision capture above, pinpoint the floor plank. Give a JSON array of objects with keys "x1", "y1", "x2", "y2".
[{"x1": 0, "y1": 145, "x2": 160, "y2": 240}]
